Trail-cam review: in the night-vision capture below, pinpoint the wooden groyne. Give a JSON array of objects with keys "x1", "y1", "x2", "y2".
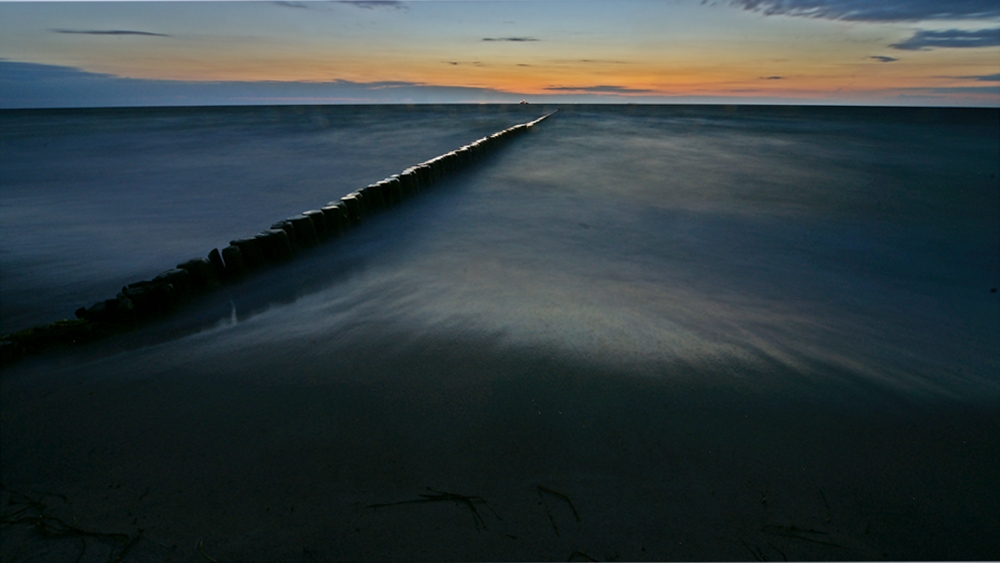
[{"x1": 0, "y1": 111, "x2": 557, "y2": 367}]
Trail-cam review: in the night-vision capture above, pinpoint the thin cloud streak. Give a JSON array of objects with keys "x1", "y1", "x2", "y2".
[
  {"x1": 544, "y1": 85, "x2": 654, "y2": 94},
  {"x1": 482, "y1": 37, "x2": 539, "y2": 42},
  {"x1": 50, "y1": 29, "x2": 169, "y2": 37},
  {"x1": 952, "y1": 73, "x2": 1000, "y2": 81},
  {"x1": 550, "y1": 59, "x2": 631, "y2": 65},
  {"x1": 272, "y1": 1, "x2": 312, "y2": 9},
  {"x1": 890, "y1": 28, "x2": 1000, "y2": 50},
  {"x1": 337, "y1": 1, "x2": 407, "y2": 10},
  {"x1": 900, "y1": 85, "x2": 1000, "y2": 95},
  {"x1": 870, "y1": 56, "x2": 899, "y2": 62}
]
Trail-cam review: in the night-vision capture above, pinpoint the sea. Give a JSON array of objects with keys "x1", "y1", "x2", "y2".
[
  {"x1": 1, "y1": 104, "x2": 998, "y2": 560},
  {"x1": 2, "y1": 104, "x2": 997, "y2": 401}
]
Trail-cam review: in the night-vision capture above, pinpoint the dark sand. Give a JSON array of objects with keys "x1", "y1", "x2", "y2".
[{"x1": 3, "y1": 317, "x2": 998, "y2": 561}]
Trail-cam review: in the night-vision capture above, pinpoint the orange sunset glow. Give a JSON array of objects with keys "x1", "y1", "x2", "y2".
[{"x1": 1, "y1": 0, "x2": 998, "y2": 106}]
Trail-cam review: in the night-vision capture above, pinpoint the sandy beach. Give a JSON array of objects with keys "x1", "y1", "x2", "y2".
[{"x1": 2, "y1": 321, "x2": 999, "y2": 561}]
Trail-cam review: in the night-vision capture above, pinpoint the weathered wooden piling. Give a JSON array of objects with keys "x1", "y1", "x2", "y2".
[{"x1": 256, "y1": 229, "x2": 295, "y2": 262}]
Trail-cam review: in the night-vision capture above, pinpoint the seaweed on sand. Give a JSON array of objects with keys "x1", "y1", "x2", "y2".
[{"x1": 367, "y1": 487, "x2": 502, "y2": 531}]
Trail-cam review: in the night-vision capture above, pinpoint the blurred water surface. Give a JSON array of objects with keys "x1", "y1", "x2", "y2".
[
  {"x1": 1, "y1": 105, "x2": 534, "y2": 331},
  {"x1": 1, "y1": 105, "x2": 998, "y2": 402}
]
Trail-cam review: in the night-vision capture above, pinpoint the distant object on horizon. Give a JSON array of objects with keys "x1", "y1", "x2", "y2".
[{"x1": 519, "y1": 100, "x2": 529, "y2": 104}]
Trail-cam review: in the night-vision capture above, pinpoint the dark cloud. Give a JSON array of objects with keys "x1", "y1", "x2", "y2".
[
  {"x1": 272, "y1": 1, "x2": 312, "y2": 9},
  {"x1": 544, "y1": 85, "x2": 654, "y2": 94},
  {"x1": 870, "y1": 55, "x2": 899, "y2": 62},
  {"x1": 337, "y1": 1, "x2": 407, "y2": 10},
  {"x1": 761, "y1": 75, "x2": 784, "y2": 79},
  {"x1": 482, "y1": 37, "x2": 539, "y2": 42},
  {"x1": 51, "y1": 29, "x2": 169, "y2": 37},
  {"x1": 0, "y1": 60, "x2": 115, "y2": 82},
  {"x1": 728, "y1": 0, "x2": 1000, "y2": 22},
  {"x1": 890, "y1": 28, "x2": 1000, "y2": 50},
  {"x1": 0, "y1": 60, "x2": 523, "y2": 108},
  {"x1": 953, "y1": 73, "x2": 1000, "y2": 81}
]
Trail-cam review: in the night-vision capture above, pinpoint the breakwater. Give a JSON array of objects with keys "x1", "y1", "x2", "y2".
[{"x1": 0, "y1": 111, "x2": 556, "y2": 366}]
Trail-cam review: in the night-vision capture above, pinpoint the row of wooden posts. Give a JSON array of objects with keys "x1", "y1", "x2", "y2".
[{"x1": 0, "y1": 112, "x2": 555, "y2": 365}]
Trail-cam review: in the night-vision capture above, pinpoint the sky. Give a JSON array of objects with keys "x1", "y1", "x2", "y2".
[{"x1": 0, "y1": 0, "x2": 998, "y2": 107}]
